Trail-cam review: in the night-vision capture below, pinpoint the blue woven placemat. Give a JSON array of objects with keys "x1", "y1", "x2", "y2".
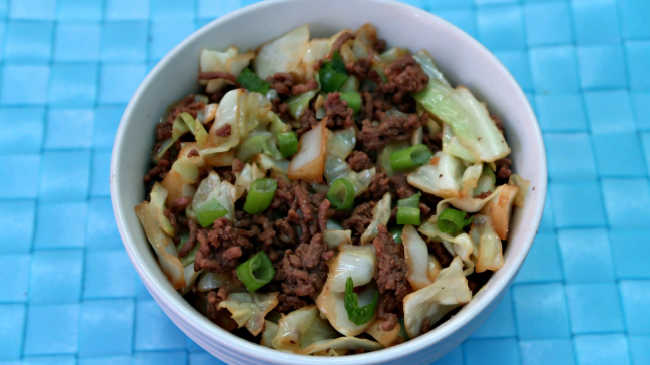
[{"x1": 1, "y1": 0, "x2": 649, "y2": 364}]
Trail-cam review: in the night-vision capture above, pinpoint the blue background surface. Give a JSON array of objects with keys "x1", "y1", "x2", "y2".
[{"x1": 0, "y1": 0, "x2": 649, "y2": 364}]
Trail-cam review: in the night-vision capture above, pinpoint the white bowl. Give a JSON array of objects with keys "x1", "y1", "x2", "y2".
[{"x1": 111, "y1": 0, "x2": 547, "y2": 364}]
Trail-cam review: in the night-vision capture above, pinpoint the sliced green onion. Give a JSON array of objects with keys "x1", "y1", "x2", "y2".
[
  {"x1": 243, "y1": 178, "x2": 277, "y2": 214},
  {"x1": 438, "y1": 207, "x2": 472, "y2": 235},
  {"x1": 236, "y1": 68, "x2": 270, "y2": 94},
  {"x1": 195, "y1": 198, "x2": 228, "y2": 227},
  {"x1": 179, "y1": 112, "x2": 208, "y2": 146},
  {"x1": 330, "y1": 51, "x2": 347, "y2": 73},
  {"x1": 287, "y1": 89, "x2": 318, "y2": 119},
  {"x1": 396, "y1": 192, "x2": 422, "y2": 225},
  {"x1": 319, "y1": 51, "x2": 349, "y2": 92},
  {"x1": 340, "y1": 75, "x2": 359, "y2": 92},
  {"x1": 236, "y1": 251, "x2": 275, "y2": 292},
  {"x1": 389, "y1": 144, "x2": 432, "y2": 171},
  {"x1": 389, "y1": 226, "x2": 403, "y2": 244},
  {"x1": 339, "y1": 91, "x2": 361, "y2": 113},
  {"x1": 277, "y1": 131, "x2": 298, "y2": 158},
  {"x1": 396, "y1": 206, "x2": 420, "y2": 225},
  {"x1": 327, "y1": 178, "x2": 355, "y2": 210},
  {"x1": 344, "y1": 277, "x2": 378, "y2": 325},
  {"x1": 397, "y1": 192, "x2": 421, "y2": 208}
]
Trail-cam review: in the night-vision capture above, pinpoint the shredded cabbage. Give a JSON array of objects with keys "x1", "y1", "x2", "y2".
[
  {"x1": 407, "y1": 151, "x2": 463, "y2": 198},
  {"x1": 413, "y1": 73, "x2": 510, "y2": 162},
  {"x1": 200, "y1": 46, "x2": 254, "y2": 93},
  {"x1": 328, "y1": 245, "x2": 376, "y2": 293},
  {"x1": 327, "y1": 128, "x2": 356, "y2": 160},
  {"x1": 411, "y1": 50, "x2": 450, "y2": 86},
  {"x1": 360, "y1": 192, "x2": 391, "y2": 244},
  {"x1": 271, "y1": 306, "x2": 338, "y2": 352},
  {"x1": 191, "y1": 171, "x2": 237, "y2": 220},
  {"x1": 402, "y1": 257, "x2": 472, "y2": 338},
  {"x1": 255, "y1": 25, "x2": 310, "y2": 80},
  {"x1": 402, "y1": 225, "x2": 434, "y2": 290},
  {"x1": 134, "y1": 183, "x2": 185, "y2": 289},
  {"x1": 470, "y1": 215, "x2": 504, "y2": 273},
  {"x1": 323, "y1": 229, "x2": 352, "y2": 249},
  {"x1": 218, "y1": 291, "x2": 279, "y2": 336},
  {"x1": 301, "y1": 337, "x2": 382, "y2": 355},
  {"x1": 234, "y1": 162, "x2": 266, "y2": 200},
  {"x1": 207, "y1": 89, "x2": 274, "y2": 154}
]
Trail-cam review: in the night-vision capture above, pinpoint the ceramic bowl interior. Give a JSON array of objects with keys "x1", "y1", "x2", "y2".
[{"x1": 111, "y1": 1, "x2": 547, "y2": 364}]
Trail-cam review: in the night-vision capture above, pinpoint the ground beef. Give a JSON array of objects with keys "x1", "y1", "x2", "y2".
[
  {"x1": 170, "y1": 196, "x2": 191, "y2": 211},
  {"x1": 422, "y1": 130, "x2": 442, "y2": 153},
  {"x1": 496, "y1": 158, "x2": 512, "y2": 180},
  {"x1": 214, "y1": 166, "x2": 236, "y2": 184},
  {"x1": 271, "y1": 99, "x2": 291, "y2": 121},
  {"x1": 274, "y1": 217, "x2": 296, "y2": 245},
  {"x1": 389, "y1": 174, "x2": 416, "y2": 199},
  {"x1": 492, "y1": 114, "x2": 504, "y2": 132},
  {"x1": 215, "y1": 124, "x2": 232, "y2": 137},
  {"x1": 324, "y1": 92, "x2": 354, "y2": 129},
  {"x1": 193, "y1": 289, "x2": 238, "y2": 332},
  {"x1": 290, "y1": 182, "x2": 318, "y2": 243},
  {"x1": 194, "y1": 218, "x2": 252, "y2": 273},
  {"x1": 275, "y1": 233, "x2": 334, "y2": 312},
  {"x1": 374, "y1": 38, "x2": 387, "y2": 53},
  {"x1": 233, "y1": 213, "x2": 276, "y2": 248},
  {"x1": 270, "y1": 177, "x2": 293, "y2": 211},
  {"x1": 467, "y1": 271, "x2": 493, "y2": 295},
  {"x1": 178, "y1": 219, "x2": 199, "y2": 257},
  {"x1": 143, "y1": 158, "x2": 170, "y2": 184},
  {"x1": 198, "y1": 71, "x2": 238, "y2": 84},
  {"x1": 364, "y1": 172, "x2": 390, "y2": 200},
  {"x1": 156, "y1": 122, "x2": 173, "y2": 141},
  {"x1": 358, "y1": 112, "x2": 420, "y2": 151},
  {"x1": 346, "y1": 58, "x2": 373, "y2": 80},
  {"x1": 164, "y1": 95, "x2": 205, "y2": 129},
  {"x1": 382, "y1": 55, "x2": 429, "y2": 104},
  {"x1": 291, "y1": 79, "x2": 318, "y2": 96},
  {"x1": 342, "y1": 201, "x2": 376, "y2": 237},
  {"x1": 296, "y1": 108, "x2": 319, "y2": 136},
  {"x1": 429, "y1": 241, "x2": 453, "y2": 268},
  {"x1": 318, "y1": 199, "x2": 331, "y2": 233},
  {"x1": 347, "y1": 151, "x2": 372, "y2": 171},
  {"x1": 373, "y1": 225, "x2": 410, "y2": 330},
  {"x1": 268, "y1": 72, "x2": 295, "y2": 96},
  {"x1": 361, "y1": 91, "x2": 374, "y2": 121},
  {"x1": 229, "y1": 159, "x2": 243, "y2": 174}
]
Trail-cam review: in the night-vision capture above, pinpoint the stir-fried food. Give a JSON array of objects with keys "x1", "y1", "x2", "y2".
[{"x1": 136, "y1": 23, "x2": 528, "y2": 356}]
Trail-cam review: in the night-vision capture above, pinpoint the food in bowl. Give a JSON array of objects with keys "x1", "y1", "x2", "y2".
[{"x1": 135, "y1": 23, "x2": 528, "y2": 356}]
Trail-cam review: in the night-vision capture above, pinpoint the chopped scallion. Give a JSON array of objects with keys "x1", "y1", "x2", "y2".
[
  {"x1": 236, "y1": 252, "x2": 275, "y2": 292},
  {"x1": 243, "y1": 178, "x2": 277, "y2": 214},
  {"x1": 437, "y1": 207, "x2": 472, "y2": 235},
  {"x1": 389, "y1": 144, "x2": 432, "y2": 171}
]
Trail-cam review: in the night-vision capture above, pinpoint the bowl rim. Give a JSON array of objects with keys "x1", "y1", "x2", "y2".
[{"x1": 111, "y1": 0, "x2": 547, "y2": 363}]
